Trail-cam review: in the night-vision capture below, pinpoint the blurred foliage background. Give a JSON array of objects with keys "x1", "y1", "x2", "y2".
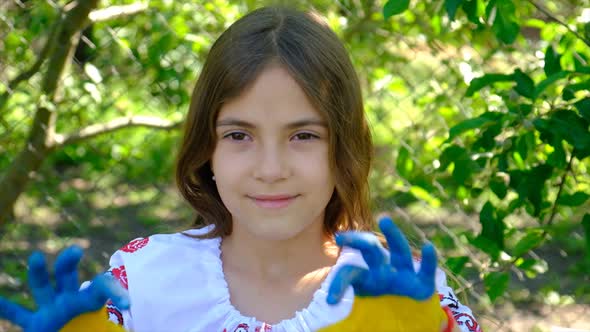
[{"x1": 1, "y1": 0, "x2": 590, "y2": 331}]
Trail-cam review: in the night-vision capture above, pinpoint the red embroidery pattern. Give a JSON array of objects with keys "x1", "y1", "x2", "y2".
[
  {"x1": 454, "y1": 312, "x2": 481, "y2": 332},
  {"x1": 110, "y1": 265, "x2": 128, "y2": 289},
  {"x1": 255, "y1": 323, "x2": 272, "y2": 331},
  {"x1": 106, "y1": 302, "x2": 124, "y2": 325},
  {"x1": 120, "y1": 237, "x2": 149, "y2": 253},
  {"x1": 438, "y1": 290, "x2": 482, "y2": 332},
  {"x1": 233, "y1": 323, "x2": 249, "y2": 332},
  {"x1": 222, "y1": 323, "x2": 272, "y2": 332}
]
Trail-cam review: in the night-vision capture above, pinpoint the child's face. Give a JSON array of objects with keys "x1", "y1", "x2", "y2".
[{"x1": 211, "y1": 64, "x2": 335, "y2": 241}]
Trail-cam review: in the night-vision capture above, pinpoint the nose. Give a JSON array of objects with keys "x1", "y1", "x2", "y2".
[{"x1": 252, "y1": 142, "x2": 290, "y2": 183}]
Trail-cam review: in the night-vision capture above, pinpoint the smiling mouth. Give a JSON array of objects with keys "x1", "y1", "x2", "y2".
[{"x1": 249, "y1": 195, "x2": 299, "y2": 209}]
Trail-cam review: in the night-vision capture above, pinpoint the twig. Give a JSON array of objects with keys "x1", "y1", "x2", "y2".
[
  {"x1": 527, "y1": 0, "x2": 590, "y2": 47},
  {"x1": 51, "y1": 115, "x2": 183, "y2": 148},
  {"x1": 89, "y1": 3, "x2": 148, "y2": 23},
  {"x1": 543, "y1": 148, "x2": 576, "y2": 230}
]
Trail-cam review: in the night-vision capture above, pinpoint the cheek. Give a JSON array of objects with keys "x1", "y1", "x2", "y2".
[
  {"x1": 299, "y1": 148, "x2": 334, "y2": 184},
  {"x1": 211, "y1": 145, "x2": 249, "y2": 175}
]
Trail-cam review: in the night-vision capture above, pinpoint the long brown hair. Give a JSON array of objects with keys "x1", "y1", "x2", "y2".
[{"x1": 175, "y1": 6, "x2": 373, "y2": 238}]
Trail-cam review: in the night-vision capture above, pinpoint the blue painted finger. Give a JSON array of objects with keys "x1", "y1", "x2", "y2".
[
  {"x1": 95, "y1": 274, "x2": 130, "y2": 310},
  {"x1": 379, "y1": 217, "x2": 414, "y2": 272},
  {"x1": 417, "y1": 243, "x2": 437, "y2": 286},
  {"x1": 54, "y1": 246, "x2": 83, "y2": 293},
  {"x1": 77, "y1": 274, "x2": 130, "y2": 313},
  {"x1": 326, "y1": 265, "x2": 368, "y2": 305},
  {"x1": 27, "y1": 251, "x2": 55, "y2": 307},
  {"x1": 0, "y1": 296, "x2": 31, "y2": 327},
  {"x1": 335, "y1": 232, "x2": 387, "y2": 269}
]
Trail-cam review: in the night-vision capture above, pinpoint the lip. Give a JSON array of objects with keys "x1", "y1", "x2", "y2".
[{"x1": 249, "y1": 194, "x2": 299, "y2": 209}]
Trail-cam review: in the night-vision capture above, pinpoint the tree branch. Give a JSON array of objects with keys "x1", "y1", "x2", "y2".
[
  {"x1": 88, "y1": 3, "x2": 148, "y2": 23},
  {"x1": 544, "y1": 148, "x2": 576, "y2": 231},
  {"x1": 527, "y1": 0, "x2": 590, "y2": 47},
  {"x1": 0, "y1": 17, "x2": 62, "y2": 111},
  {"x1": 52, "y1": 115, "x2": 183, "y2": 148}
]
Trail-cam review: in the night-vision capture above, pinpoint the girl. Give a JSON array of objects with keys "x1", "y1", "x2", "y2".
[{"x1": 0, "y1": 6, "x2": 481, "y2": 332}]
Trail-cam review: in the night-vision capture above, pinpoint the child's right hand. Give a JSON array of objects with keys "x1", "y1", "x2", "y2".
[{"x1": 0, "y1": 246, "x2": 129, "y2": 332}]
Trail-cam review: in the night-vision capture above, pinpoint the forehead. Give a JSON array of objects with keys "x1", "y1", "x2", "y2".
[{"x1": 217, "y1": 64, "x2": 323, "y2": 123}]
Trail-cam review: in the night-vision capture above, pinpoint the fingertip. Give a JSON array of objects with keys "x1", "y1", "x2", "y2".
[
  {"x1": 92, "y1": 274, "x2": 130, "y2": 309},
  {"x1": 65, "y1": 245, "x2": 84, "y2": 258},
  {"x1": 334, "y1": 232, "x2": 358, "y2": 247},
  {"x1": 325, "y1": 293, "x2": 340, "y2": 306},
  {"x1": 114, "y1": 296, "x2": 130, "y2": 310},
  {"x1": 422, "y1": 242, "x2": 437, "y2": 259},
  {"x1": 56, "y1": 245, "x2": 84, "y2": 266},
  {"x1": 28, "y1": 251, "x2": 45, "y2": 269},
  {"x1": 334, "y1": 233, "x2": 343, "y2": 246},
  {"x1": 420, "y1": 242, "x2": 438, "y2": 274},
  {"x1": 377, "y1": 215, "x2": 394, "y2": 228}
]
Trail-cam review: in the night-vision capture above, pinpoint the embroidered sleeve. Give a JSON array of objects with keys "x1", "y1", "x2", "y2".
[
  {"x1": 104, "y1": 265, "x2": 130, "y2": 328},
  {"x1": 437, "y1": 285, "x2": 482, "y2": 332}
]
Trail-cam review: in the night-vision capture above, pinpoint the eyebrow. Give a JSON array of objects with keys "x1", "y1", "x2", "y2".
[{"x1": 216, "y1": 117, "x2": 327, "y2": 129}]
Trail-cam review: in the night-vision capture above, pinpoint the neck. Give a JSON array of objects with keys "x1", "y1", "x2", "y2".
[{"x1": 220, "y1": 220, "x2": 339, "y2": 283}]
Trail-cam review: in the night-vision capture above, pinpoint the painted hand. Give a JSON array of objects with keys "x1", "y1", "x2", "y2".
[
  {"x1": 0, "y1": 246, "x2": 129, "y2": 332},
  {"x1": 327, "y1": 216, "x2": 437, "y2": 304}
]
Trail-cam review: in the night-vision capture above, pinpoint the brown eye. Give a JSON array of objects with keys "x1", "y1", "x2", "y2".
[
  {"x1": 292, "y1": 132, "x2": 319, "y2": 140},
  {"x1": 223, "y1": 132, "x2": 250, "y2": 141}
]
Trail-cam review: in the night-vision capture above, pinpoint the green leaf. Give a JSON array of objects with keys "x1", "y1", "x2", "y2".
[
  {"x1": 508, "y1": 165, "x2": 553, "y2": 217},
  {"x1": 490, "y1": 175, "x2": 508, "y2": 199},
  {"x1": 513, "y1": 69, "x2": 535, "y2": 99},
  {"x1": 575, "y1": 97, "x2": 590, "y2": 122},
  {"x1": 470, "y1": 235, "x2": 501, "y2": 261},
  {"x1": 516, "y1": 258, "x2": 537, "y2": 270},
  {"x1": 549, "y1": 110, "x2": 590, "y2": 151},
  {"x1": 512, "y1": 230, "x2": 544, "y2": 256},
  {"x1": 491, "y1": 0, "x2": 520, "y2": 44},
  {"x1": 582, "y1": 214, "x2": 590, "y2": 257},
  {"x1": 557, "y1": 192, "x2": 590, "y2": 207},
  {"x1": 445, "y1": 0, "x2": 463, "y2": 20},
  {"x1": 565, "y1": 80, "x2": 590, "y2": 94},
  {"x1": 484, "y1": 271, "x2": 510, "y2": 302},
  {"x1": 528, "y1": 165, "x2": 553, "y2": 216},
  {"x1": 466, "y1": 73, "x2": 514, "y2": 96},
  {"x1": 447, "y1": 112, "x2": 500, "y2": 141},
  {"x1": 479, "y1": 201, "x2": 505, "y2": 250},
  {"x1": 438, "y1": 145, "x2": 478, "y2": 185},
  {"x1": 462, "y1": 0, "x2": 481, "y2": 24},
  {"x1": 396, "y1": 146, "x2": 414, "y2": 178},
  {"x1": 409, "y1": 186, "x2": 441, "y2": 207},
  {"x1": 439, "y1": 145, "x2": 467, "y2": 171},
  {"x1": 563, "y1": 87, "x2": 576, "y2": 101},
  {"x1": 515, "y1": 258, "x2": 547, "y2": 278},
  {"x1": 534, "y1": 70, "x2": 569, "y2": 98},
  {"x1": 547, "y1": 137, "x2": 566, "y2": 169},
  {"x1": 384, "y1": 0, "x2": 410, "y2": 19},
  {"x1": 516, "y1": 131, "x2": 534, "y2": 161},
  {"x1": 453, "y1": 158, "x2": 476, "y2": 185},
  {"x1": 544, "y1": 45, "x2": 562, "y2": 76},
  {"x1": 446, "y1": 256, "x2": 470, "y2": 274},
  {"x1": 474, "y1": 122, "x2": 502, "y2": 150}
]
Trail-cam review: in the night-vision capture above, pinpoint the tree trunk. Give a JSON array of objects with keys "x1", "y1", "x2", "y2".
[{"x1": 0, "y1": 0, "x2": 100, "y2": 226}]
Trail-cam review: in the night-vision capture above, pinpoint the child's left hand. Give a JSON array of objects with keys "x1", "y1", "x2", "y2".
[
  {"x1": 321, "y1": 217, "x2": 451, "y2": 331},
  {"x1": 327, "y1": 216, "x2": 437, "y2": 304}
]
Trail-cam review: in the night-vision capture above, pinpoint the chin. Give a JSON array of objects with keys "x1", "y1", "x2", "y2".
[{"x1": 245, "y1": 221, "x2": 310, "y2": 242}]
